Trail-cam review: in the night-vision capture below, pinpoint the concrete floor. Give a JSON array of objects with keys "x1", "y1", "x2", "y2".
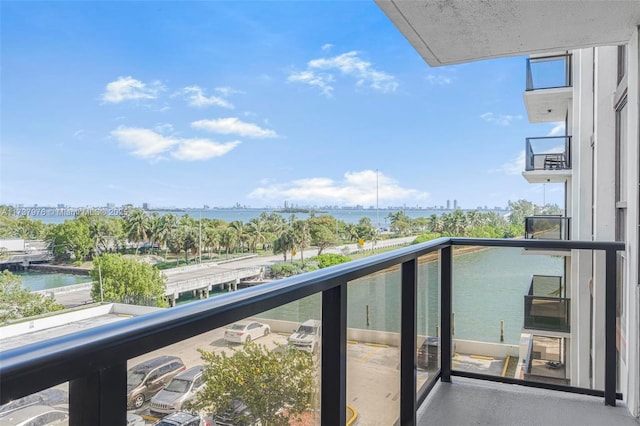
[{"x1": 417, "y1": 377, "x2": 638, "y2": 426}]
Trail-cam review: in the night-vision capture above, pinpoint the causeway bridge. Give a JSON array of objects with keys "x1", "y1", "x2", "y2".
[{"x1": 35, "y1": 264, "x2": 264, "y2": 307}]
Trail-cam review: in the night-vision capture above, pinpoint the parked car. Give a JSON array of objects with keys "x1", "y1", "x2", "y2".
[
  {"x1": 0, "y1": 404, "x2": 69, "y2": 425},
  {"x1": 417, "y1": 336, "x2": 440, "y2": 370},
  {"x1": 153, "y1": 411, "x2": 209, "y2": 426},
  {"x1": 150, "y1": 365, "x2": 206, "y2": 416},
  {"x1": 127, "y1": 356, "x2": 186, "y2": 409},
  {"x1": 288, "y1": 319, "x2": 321, "y2": 353},
  {"x1": 213, "y1": 400, "x2": 259, "y2": 426},
  {"x1": 0, "y1": 389, "x2": 68, "y2": 416},
  {"x1": 224, "y1": 321, "x2": 270, "y2": 344}
]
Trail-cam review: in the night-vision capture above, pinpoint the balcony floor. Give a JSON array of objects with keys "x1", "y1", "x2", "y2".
[{"x1": 417, "y1": 377, "x2": 637, "y2": 426}]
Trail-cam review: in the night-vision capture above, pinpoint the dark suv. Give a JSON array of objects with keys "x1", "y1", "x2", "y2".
[{"x1": 127, "y1": 355, "x2": 186, "y2": 409}]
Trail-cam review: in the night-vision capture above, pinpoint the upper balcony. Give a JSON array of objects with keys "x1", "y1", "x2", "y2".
[
  {"x1": 523, "y1": 54, "x2": 572, "y2": 123},
  {"x1": 525, "y1": 216, "x2": 570, "y2": 241},
  {"x1": 523, "y1": 275, "x2": 570, "y2": 334},
  {"x1": 522, "y1": 136, "x2": 572, "y2": 184},
  {"x1": 0, "y1": 238, "x2": 626, "y2": 425}
]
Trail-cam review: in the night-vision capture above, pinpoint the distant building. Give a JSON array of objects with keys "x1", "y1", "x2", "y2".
[{"x1": 453, "y1": 199, "x2": 458, "y2": 209}]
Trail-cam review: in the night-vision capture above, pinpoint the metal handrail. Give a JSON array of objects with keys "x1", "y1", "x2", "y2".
[
  {"x1": 0, "y1": 237, "x2": 625, "y2": 424},
  {"x1": 525, "y1": 136, "x2": 572, "y2": 171}
]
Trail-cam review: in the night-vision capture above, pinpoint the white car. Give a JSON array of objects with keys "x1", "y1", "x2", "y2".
[{"x1": 224, "y1": 321, "x2": 270, "y2": 344}]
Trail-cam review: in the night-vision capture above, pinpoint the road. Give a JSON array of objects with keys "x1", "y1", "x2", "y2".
[{"x1": 51, "y1": 236, "x2": 417, "y2": 306}]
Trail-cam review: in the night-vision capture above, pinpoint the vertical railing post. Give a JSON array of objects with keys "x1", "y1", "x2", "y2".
[
  {"x1": 69, "y1": 362, "x2": 126, "y2": 425},
  {"x1": 526, "y1": 58, "x2": 533, "y2": 90},
  {"x1": 441, "y1": 246, "x2": 453, "y2": 382},
  {"x1": 322, "y1": 283, "x2": 347, "y2": 425},
  {"x1": 400, "y1": 259, "x2": 417, "y2": 426},
  {"x1": 604, "y1": 248, "x2": 617, "y2": 406}
]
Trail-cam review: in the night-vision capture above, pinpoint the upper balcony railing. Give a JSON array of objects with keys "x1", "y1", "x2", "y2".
[
  {"x1": 0, "y1": 238, "x2": 624, "y2": 425},
  {"x1": 526, "y1": 53, "x2": 572, "y2": 91},
  {"x1": 524, "y1": 275, "x2": 570, "y2": 333},
  {"x1": 526, "y1": 136, "x2": 572, "y2": 171},
  {"x1": 525, "y1": 216, "x2": 570, "y2": 240}
]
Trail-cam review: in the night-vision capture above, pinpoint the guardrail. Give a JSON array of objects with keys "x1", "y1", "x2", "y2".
[
  {"x1": 526, "y1": 53, "x2": 572, "y2": 91},
  {"x1": 0, "y1": 238, "x2": 624, "y2": 425},
  {"x1": 525, "y1": 216, "x2": 570, "y2": 240},
  {"x1": 525, "y1": 136, "x2": 572, "y2": 171}
]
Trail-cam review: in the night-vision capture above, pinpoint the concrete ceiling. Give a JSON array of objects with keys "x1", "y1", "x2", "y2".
[{"x1": 376, "y1": 0, "x2": 640, "y2": 66}]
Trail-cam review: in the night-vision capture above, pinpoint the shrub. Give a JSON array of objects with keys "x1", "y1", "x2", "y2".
[{"x1": 311, "y1": 253, "x2": 351, "y2": 269}]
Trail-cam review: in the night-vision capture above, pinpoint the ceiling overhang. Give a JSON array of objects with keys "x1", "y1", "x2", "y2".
[{"x1": 376, "y1": 0, "x2": 640, "y2": 66}]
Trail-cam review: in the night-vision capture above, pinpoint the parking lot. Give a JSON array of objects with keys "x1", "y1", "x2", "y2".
[{"x1": 125, "y1": 320, "x2": 433, "y2": 425}]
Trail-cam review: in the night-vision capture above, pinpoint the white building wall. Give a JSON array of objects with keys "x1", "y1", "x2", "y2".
[
  {"x1": 592, "y1": 46, "x2": 618, "y2": 389},
  {"x1": 622, "y1": 26, "x2": 640, "y2": 417},
  {"x1": 570, "y1": 47, "x2": 595, "y2": 388}
]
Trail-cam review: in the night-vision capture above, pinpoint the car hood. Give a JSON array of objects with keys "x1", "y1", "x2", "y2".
[
  {"x1": 151, "y1": 390, "x2": 184, "y2": 405},
  {"x1": 289, "y1": 331, "x2": 313, "y2": 341}
]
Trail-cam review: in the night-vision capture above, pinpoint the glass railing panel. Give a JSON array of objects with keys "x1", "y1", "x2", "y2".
[
  {"x1": 0, "y1": 384, "x2": 69, "y2": 424},
  {"x1": 524, "y1": 295, "x2": 570, "y2": 332},
  {"x1": 451, "y1": 246, "x2": 564, "y2": 382},
  {"x1": 417, "y1": 253, "x2": 441, "y2": 395},
  {"x1": 525, "y1": 136, "x2": 571, "y2": 171},
  {"x1": 530, "y1": 275, "x2": 563, "y2": 297},
  {"x1": 526, "y1": 55, "x2": 571, "y2": 90},
  {"x1": 347, "y1": 265, "x2": 401, "y2": 426},
  {"x1": 525, "y1": 216, "x2": 570, "y2": 240},
  {"x1": 127, "y1": 295, "x2": 322, "y2": 426},
  {"x1": 524, "y1": 335, "x2": 569, "y2": 386}
]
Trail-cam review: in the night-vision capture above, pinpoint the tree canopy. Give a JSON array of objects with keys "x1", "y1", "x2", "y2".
[
  {"x1": 89, "y1": 254, "x2": 167, "y2": 307},
  {"x1": 0, "y1": 270, "x2": 64, "y2": 323},
  {"x1": 192, "y1": 343, "x2": 316, "y2": 426}
]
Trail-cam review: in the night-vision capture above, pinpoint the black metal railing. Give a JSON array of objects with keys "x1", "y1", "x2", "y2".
[
  {"x1": 525, "y1": 216, "x2": 570, "y2": 240},
  {"x1": 0, "y1": 238, "x2": 624, "y2": 425},
  {"x1": 525, "y1": 136, "x2": 572, "y2": 171},
  {"x1": 524, "y1": 275, "x2": 570, "y2": 333},
  {"x1": 526, "y1": 53, "x2": 572, "y2": 91}
]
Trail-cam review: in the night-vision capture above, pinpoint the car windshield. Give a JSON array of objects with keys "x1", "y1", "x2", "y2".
[
  {"x1": 164, "y1": 378, "x2": 191, "y2": 393},
  {"x1": 230, "y1": 324, "x2": 246, "y2": 330},
  {"x1": 298, "y1": 325, "x2": 316, "y2": 334},
  {"x1": 127, "y1": 371, "x2": 145, "y2": 387}
]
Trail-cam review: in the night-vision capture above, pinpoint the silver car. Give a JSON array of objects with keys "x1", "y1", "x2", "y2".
[
  {"x1": 0, "y1": 404, "x2": 69, "y2": 425},
  {"x1": 150, "y1": 365, "x2": 205, "y2": 416}
]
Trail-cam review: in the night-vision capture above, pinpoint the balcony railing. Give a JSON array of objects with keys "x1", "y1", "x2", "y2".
[
  {"x1": 0, "y1": 238, "x2": 624, "y2": 425},
  {"x1": 525, "y1": 136, "x2": 572, "y2": 171},
  {"x1": 524, "y1": 275, "x2": 570, "y2": 333},
  {"x1": 526, "y1": 53, "x2": 572, "y2": 91},
  {"x1": 524, "y1": 335, "x2": 569, "y2": 386},
  {"x1": 525, "y1": 216, "x2": 570, "y2": 240}
]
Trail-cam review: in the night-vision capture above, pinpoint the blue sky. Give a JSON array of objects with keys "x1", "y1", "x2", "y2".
[{"x1": 1, "y1": 1, "x2": 564, "y2": 210}]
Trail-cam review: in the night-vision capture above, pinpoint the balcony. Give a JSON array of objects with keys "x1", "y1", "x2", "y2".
[
  {"x1": 0, "y1": 238, "x2": 625, "y2": 425},
  {"x1": 522, "y1": 136, "x2": 572, "y2": 184},
  {"x1": 523, "y1": 54, "x2": 572, "y2": 123},
  {"x1": 524, "y1": 275, "x2": 570, "y2": 334},
  {"x1": 525, "y1": 216, "x2": 570, "y2": 240},
  {"x1": 523, "y1": 335, "x2": 569, "y2": 386}
]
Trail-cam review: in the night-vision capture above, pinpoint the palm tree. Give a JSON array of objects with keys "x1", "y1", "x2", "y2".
[
  {"x1": 246, "y1": 217, "x2": 266, "y2": 253},
  {"x1": 293, "y1": 220, "x2": 311, "y2": 265},
  {"x1": 220, "y1": 228, "x2": 238, "y2": 257},
  {"x1": 155, "y1": 214, "x2": 178, "y2": 259},
  {"x1": 273, "y1": 228, "x2": 296, "y2": 262},
  {"x1": 124, "y1": 208, "x2": 150, "y2": 254},
  {"x1": 229, "y1": 221, "x2": 246, "y2": 254}
]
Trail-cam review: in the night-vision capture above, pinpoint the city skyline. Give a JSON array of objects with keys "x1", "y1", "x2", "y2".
[{"x1": 1, "y1": 2, "x2": 565, "y2": 209}]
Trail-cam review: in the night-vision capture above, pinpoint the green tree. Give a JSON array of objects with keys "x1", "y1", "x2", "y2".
[
  {"x1": 292, "y1": 220, "x2": 311, "y2": 265},
  {"x1": 90, "y1": 254, "x2": 167, "y2": 307},
  {"x1": 47, "y1": 219, "x2": 94, "y2": 262},
  {"x1": 124, "y1": 208, "x2": 151, "y2": 254},
  {"x1": 193, "y1": 343, "x2": 315, "y2": 426},
  {"x1": 273, "y1": 228, "x2": 296, "y2": 262},
  {"x1": 309, "y1": 216, "x2": 340, "y2": 255},
  {"x1": 312, "y1": 253, "x2": 351, "y2": 268},
  {"x1": 0, "y1": 270, "x2": 64, "y2": 323}
]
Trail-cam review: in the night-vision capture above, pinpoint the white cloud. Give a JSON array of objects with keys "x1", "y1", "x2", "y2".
[
  {"x1": 321, "y1": 43, "x2": 334, "y2": 51},
  {"x1": 101, "y1": 76, "x2": 164, "y2": 103},
  {"x1": 288, "y1": 70, "x2": 335, "y2": 97},
  {"x1": 154, "y1": 123, "x2": 174, "y2": 134},
  {"x1": 214, "y1": 86, "x2": 244, "y2": 97},
  {"x1": 288, "y1": 50, "x2": 398, "y2": 96},
  {"x1": 110, "y1": 126, "x2": 240, "y2": 161},
  {"x1": 547, "y1": 122, "x2": 565, "y2": 136},
  {"x1": 248, "y1": 170, "x2": 428, "y2": 205},
  {"x1": 181, "y1": 86, "x2": 234, "y2": 109},
  {"x1": 191, "y1": 117, "x2": 277, "y2": 138},
  {"x1": 494, "y1": 151, "x2": 526, "y2": 175},
  {"x1": 111, "y1": 127, "x2": 178, "y2": 159},
  {"x1": 73, "y1": 130, "x2": 86, "y2": 140},
  {"x1": 480, "y1": 112, "x2": 523, "y2": 126},
  {"x1": 172, "y1": 139, "x2": 241, "y2": 161},
  {"x1": 425, "y1": 74, "x2": 453, "y2": 85}
]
